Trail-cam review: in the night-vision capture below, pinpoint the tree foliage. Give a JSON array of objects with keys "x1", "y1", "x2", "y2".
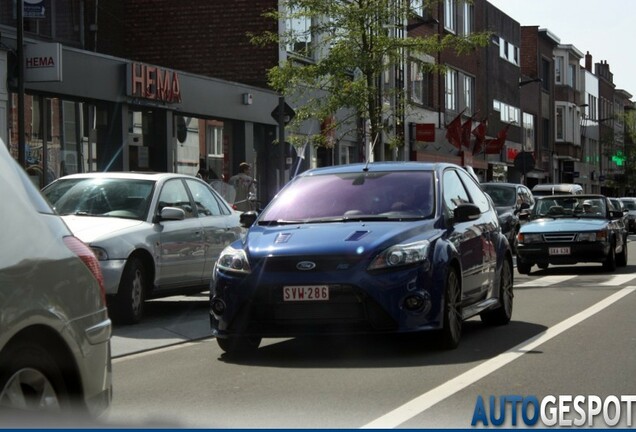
[{"x1": 251, "y1": 0, "x2": 490, "y2": 152}]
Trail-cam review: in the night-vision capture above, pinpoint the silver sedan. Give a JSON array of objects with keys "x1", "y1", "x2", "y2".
[{"x1": 42, "y1": 172, "x2": 244, "y2": 324}]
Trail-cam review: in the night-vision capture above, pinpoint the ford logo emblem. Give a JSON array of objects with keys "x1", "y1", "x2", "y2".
[{"x1": 296, "y1": 261, "x2": 316, "y2": 271}]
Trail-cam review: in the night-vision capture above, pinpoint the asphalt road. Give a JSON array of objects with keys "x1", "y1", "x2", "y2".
[{"x1": 102, "y1": 239, "x2": 636, "y2": 428}]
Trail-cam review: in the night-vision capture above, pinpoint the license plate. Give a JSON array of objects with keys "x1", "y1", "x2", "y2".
[
  {"x1": 283, "y1": 286, "x2": 329, "y2": 301},
  {"x1": 549, "y1": 247, "x2": 570, "y2": 255}
]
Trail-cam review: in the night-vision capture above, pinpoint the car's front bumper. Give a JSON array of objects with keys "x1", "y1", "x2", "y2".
[
  {"x1": 99, "y1": 259, "x2": 127, "y2": 294},
  {"x1": 210, "y1": 263, "x2": 446, "y2": 339},
  {"x1": 516, "y1": 241, "x2": 610, "y2": 265}
]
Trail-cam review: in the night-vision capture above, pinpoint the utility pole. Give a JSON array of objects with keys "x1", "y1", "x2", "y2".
[{"x1": 17, "y1": 0, "x2": 26, "y2": 167}]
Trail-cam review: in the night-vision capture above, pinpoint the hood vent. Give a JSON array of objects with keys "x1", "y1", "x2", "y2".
[{"x1": 345, "y1": 230, "x2": 370, "y2": 241}]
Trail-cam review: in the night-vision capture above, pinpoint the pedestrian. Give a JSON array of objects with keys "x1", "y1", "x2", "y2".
[{"x1": 229, "y1": 162, "x2": 256, "y2": 211}]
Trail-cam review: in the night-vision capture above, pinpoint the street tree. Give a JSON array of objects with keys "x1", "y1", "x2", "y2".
[{"x1": 251, "y1": 0, "x2": 490, "y2": 160}]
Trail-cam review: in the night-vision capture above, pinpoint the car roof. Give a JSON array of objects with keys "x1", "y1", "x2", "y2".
[
  {"x1": 298, "y1": 161, "x2": 461, "y2": 176},
  {"x1": 52, "y1": 171, "x2": 193, "y2": 181},
  {"x1": 535, "y1": 193, "x2": 605, "y2": 200}
]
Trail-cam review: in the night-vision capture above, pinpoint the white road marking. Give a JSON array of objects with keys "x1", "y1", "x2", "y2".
[
  {"x1": 361, "y1": 286, "x2": 636, "y2": 429},
  {"x1": 599, "y1": 274, "x2": 636, "y2": 286},
  {"x1": 515, "y1": 274, "x2": 577, "y2": 288}
]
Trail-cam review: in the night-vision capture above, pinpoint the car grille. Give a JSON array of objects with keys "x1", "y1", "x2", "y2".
[
  {"x1": 262, "y1": 256, "x2": 361, "y2": 272},
  {"x1": 543, "y1": 233, "x2": 577, "y2": 242},
  {"x1": 237, "y1": 284, "x2": 397, "y2": 335}
]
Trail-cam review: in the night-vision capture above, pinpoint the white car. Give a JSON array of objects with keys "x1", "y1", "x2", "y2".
[
  {"x1": 0, "y1": 140, "x2": 112, "y2": 420},
  {"x1": 42, "y1": 172, "x2": 244, "y2": 324}
]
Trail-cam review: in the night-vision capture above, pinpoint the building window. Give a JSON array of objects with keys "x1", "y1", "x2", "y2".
[
  {"x1": 493, "y1": 99, "x2": 520, "y2": 125},
  {"x1": 555, "y1": 56, "x2": 564, "y2": 84},
  {"x1": 458, "y1": 1, "x2": 473, "y2": 36},
  {"x1": 446, "y1": 69, "x2": 457, "y2": 111},
  {"x1": 567, "y1": 63, "x2": 576, "y2": 88},
  {"x1": 207, "y1": 125, "x2": 223, "y2": 157},
  {"x1": 541, "y1": 58, "x2": 551, "y2": 91},
  {"x1": 410, "y1": 61, "x2": 425, "y2": 105},
  {"x1": 286, "y1": 10, "x2": 313, "y2": 58},
  {"x1": 444, "y1": 0, "x2": 456, "y2": 32},
  {"x1": 498, "y1": 37, "x2": 520, "y2": 66},
  {"x1": 522, "y1": 113, "x2": 535, "y2": 152},
  {"x1": 462, "y1": 75, "x2": 474, "y2": 114},
  {"x1": 411, "y1": 0, "x2": 425, "y2": 17},
  {"x1": 556, "y1": 106, "x2": 565, "y2": 140}
]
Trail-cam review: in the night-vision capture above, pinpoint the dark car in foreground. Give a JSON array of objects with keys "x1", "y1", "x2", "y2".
[
  {"x1": 516, "y1": 194, "x2": 627, "y2": 274},
  {"x1": 210, "y1": 162, "x2": 514, "y2": 354},
  {"x1": 42, "y1": 172, "x2": 243, "y2": 324},
  {"x1": 0, "y1": 140, "x2": 111, "y2": 421},
  {"x1": 481, "y1": 182, "x2": 534, "y2": 252}
]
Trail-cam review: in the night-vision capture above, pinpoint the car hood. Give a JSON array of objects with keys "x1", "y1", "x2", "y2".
[
  {"x1": 520, "y1": 218, "x2": 609, "y2": 234},
  {"x1": 244, "y1": 221, "x2": 439, "y2": 258},
  {"x1": 494, "y1": 205, "x2": 515, "y2": 217},
  {"x1": 61, "y1": 215, "x2": 146, "y2": 243}
]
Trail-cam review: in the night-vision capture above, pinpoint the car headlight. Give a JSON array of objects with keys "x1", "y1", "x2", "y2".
[
  {"x1": 578, "y1": 230, "x2": 607, "y2": 242},
  {"x1": 90, "y1": 246, "x2": 109, "y2": 261},
  {"x1": 368, "y1": 240, "x2": 430, "y2": 271},
  {"x1": 517, "y1": 233, "x2": 542, "y2": 244},
  {"x1": 216, "y1": 245, "x2": 251, "y2": 274}
]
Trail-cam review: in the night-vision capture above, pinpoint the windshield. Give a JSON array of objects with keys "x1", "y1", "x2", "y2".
[
  {"x1": 621, "y1": 200, "x2": 636, "y2": 210},
  {"x1": 43, "y1": 178, "x2": 155, "y2": 220},
  {"x1": 259, "y1": 171, "x2": 435, "y2": 223},
  {"x1": 482, "y1": 185, "x2": 517, "y2": 206},
  {"x1": 532, "y1": 196, "x2": 607, "y2": 219}
]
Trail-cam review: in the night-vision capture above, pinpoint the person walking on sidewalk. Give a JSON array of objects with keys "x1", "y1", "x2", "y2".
[{"x1": 229, "y1": 162, "x2": 256, "y2": 211}]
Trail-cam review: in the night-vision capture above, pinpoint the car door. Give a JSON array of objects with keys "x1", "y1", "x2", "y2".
[
  {"x1": 442, "y1": 169, "x2": 488, "y2": 302},
  {"x1": 184, "y1": 178, "x2": 240, "y2": 284},
  {"x1": 154, "y1": 178, "x2": 206, "y2": 290}
]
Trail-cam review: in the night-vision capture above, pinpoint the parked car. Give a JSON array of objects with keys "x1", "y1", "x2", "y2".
[
  {"x1": 0, "y1": 139, "x2": 112, "y2": 420},
  {"x1": 42, "y1": 172, "x2": 244, "y2": 324},
  {"x1": 210, "y1": 162, "x2": 514, "y2": 354},
  {"x1": 609, "y1": 197, "x2": 629, "y2": 233},
  {"x1": 531, "y1": 183, "x2": 583, "y2": 196},
  {"x1": 481, "y1": 182, "x2": 534, "y2": 252},
  {"x1": 619, "y1": 197, "x2": 636, "y2": 233},
  {"x1": 516, "y1": 194, "x2": 628, "y2": 274}
]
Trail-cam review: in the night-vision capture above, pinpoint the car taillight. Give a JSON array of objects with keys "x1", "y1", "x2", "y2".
[{"x1": 63, "y1": 236, "x2": 107, "y2": 305}]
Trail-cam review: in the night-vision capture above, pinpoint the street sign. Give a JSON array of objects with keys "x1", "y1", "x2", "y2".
[
  {"x1": 271, "y1": 101, "x2": 296, "y2": 125},
  {"x1": 513, "y1": 151, "x2": 535, "y2": 174}
]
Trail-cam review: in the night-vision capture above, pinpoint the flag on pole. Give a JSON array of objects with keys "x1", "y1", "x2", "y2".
[
  {"x1": 483, "y1": 123, "x2": 511, "y2": 155},
  {"x1": 444, "y1": 108, "x2": 466, "y2": 150},
  {"x1": 460, "y1": 115, "x2": 475, "y2": 149},
  {"x1": 471, "y1": 119, "x2": 488, "y2": 155}
]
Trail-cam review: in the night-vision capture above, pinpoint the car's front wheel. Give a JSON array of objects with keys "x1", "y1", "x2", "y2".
[
  {"x1": 517, "y1": 260, "x2": 532, "y2": 275},
  {"x1": 216, "y1": 336, "x2": 262, "y2": 355},
  {"x1": 438, "y1": 267, "x2": 462, "y2": 350},
  {"x1": 481, "y1": 257, "x2": 513, "y2": 326},
  {"x1": 111, "y1": 257, "x2": 147, "y2": 324},
  {"x1": 603, "y1": 241, "x2": 617, "y2": 272}
]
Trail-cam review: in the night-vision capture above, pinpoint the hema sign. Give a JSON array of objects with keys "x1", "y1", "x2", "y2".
[{"x1": 25, "y1": 43, "x2": 62, "y2": 82}]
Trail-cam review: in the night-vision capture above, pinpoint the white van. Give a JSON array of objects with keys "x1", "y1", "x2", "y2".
[{"x1": 531, "y1": 183, "x2": 583, "y2": 196}]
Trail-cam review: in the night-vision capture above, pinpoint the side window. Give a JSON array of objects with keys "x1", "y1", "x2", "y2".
[
  {"x1": 185, "y1": 179, "x2": 229, "y2": 217},
  {"x1": 442, "y1": 170, "x2": 471, "y2": 216},
  {"x1": 456, "y1": 169, "x2": 490, "y2": 213},
  {"x1": 157, "y1": 179, "x2": 194, "y2": 219}
]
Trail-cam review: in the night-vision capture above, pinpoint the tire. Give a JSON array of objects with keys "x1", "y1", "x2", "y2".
[
  {"x1": 603, "y1": 241, "x2": 617, "y2": 272},
  {"x1": 216, "y1": 336, "x2": 261, "y2": 355},
  {"x1": 0, "y1": 341, "x2": 72, "y2": 414},
  {"x1": 438, "y1": 267, "x2": 462, "y2": 350},
  {"x1": 111, "y1": 257, "x2": 147, "y2": 324},
  {"x1": 517, "y1": 260, "x2": 532, "y2": 275},
  {"x1": 481, "y1": 258, "x2": 513, "y2": 326},
  {"x1": 617, "y1": 236, "x2": 628, "y2": 267}
]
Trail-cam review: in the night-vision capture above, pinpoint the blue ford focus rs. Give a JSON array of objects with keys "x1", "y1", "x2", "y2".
[{"x1": 210, "y1": 162, "x2": 514, "y2": 354}]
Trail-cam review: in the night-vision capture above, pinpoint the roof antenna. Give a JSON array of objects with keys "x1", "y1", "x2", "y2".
[{"x1": 363, "y1": 133, "x2": 379, "y2": 172}]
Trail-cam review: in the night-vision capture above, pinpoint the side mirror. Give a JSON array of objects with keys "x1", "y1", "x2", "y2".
[
  {"x1": 240, "y1": 211, "x2": 259, "y2": 228},
  {"x1": 609, "y1": 210, "x2": 623, "y2": 220},
  {"x1": 154, "y1": 206, "x2": 186, "y2": 223},
  {"x1": 518, "y1": 209, "x2": 531, "y2": 220},
  {"x1": 454, "y1": 203, "x2": 481, "y2": 223}
]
